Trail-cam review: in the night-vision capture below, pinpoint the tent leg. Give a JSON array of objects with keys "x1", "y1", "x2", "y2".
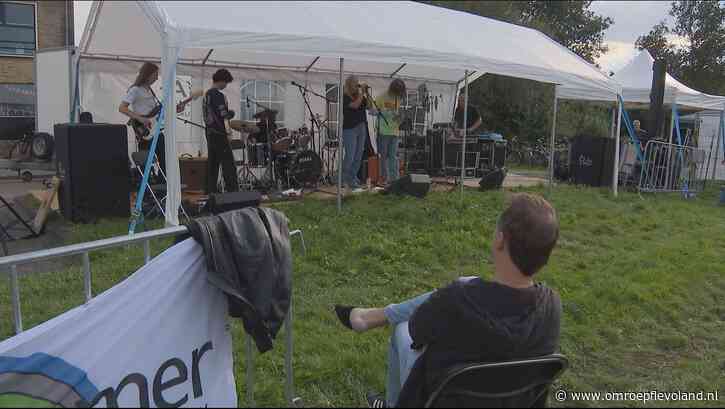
[
  {"x1": 548, "y1": 86, "x2": 558, "y2": 192},
  {"x1": 337, "y1": 58, "x2": 344, "y2": 214},
  {"x1": 613, "y1": 99, "x2": 623, "y2": 196},
  {"x1": 461, "y1": 70, "x2": 469, "y2": 196}
]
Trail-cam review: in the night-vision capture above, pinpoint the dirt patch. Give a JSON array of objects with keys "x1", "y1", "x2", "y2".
[{"x1": 1, "y1": 194, "x2": 76, "y2": 276}]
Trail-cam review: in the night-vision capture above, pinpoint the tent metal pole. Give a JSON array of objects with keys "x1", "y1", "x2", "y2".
[
  {"x1": 460, "y1": 70, "x2": 469, "y2": 196},
  {"x1": 613, "y1": 99, "x2": 623, "y2": 196},
  {"x1": 390, "y1": 63, "x2": 407, "y2": 78},
  {"x1": 668, "y1": 91, "x2": 677, "y2": 145},
  {"x1": 715, "y1": 107, "x2": 725, "y2": 181},
  {"x1": 305, "y1": 56, "x2": 320, "y2": 72},
  {"x1": 337, "y1": 58, "x2": 344, "y2": 213},
  {"x1": 548, "y1": 86, "x2": 559, "y2": 192}
]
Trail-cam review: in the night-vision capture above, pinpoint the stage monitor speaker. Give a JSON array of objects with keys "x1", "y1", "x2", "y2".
[
  {"x1": 209, "y1": 191, "x2": 262, "y2": 214},
  {"x1": 479, "y1": 167, "x2": 506, "y2": 190},
  {"x1": 384, "y1": 174, "x2": 431, "y2": 198},
  {"x1": 54, "y1": 123, "x2": 130, "y2": 223}
]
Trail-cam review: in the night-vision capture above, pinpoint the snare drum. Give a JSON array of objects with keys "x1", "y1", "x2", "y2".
[{"x1": 247, "y1": 143, "x2": 268, "y2": 167}]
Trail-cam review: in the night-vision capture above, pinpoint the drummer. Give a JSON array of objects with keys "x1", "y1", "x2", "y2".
[{"x1": 453, "y1": 92, "x2": 482, "y2": 137}]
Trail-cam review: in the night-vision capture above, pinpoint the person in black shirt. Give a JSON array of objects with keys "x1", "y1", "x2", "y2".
[
  {"x1": 453, "y1": 92, "x2": 483, "y2": 137},
  {"x1": 334, "y1": 193, "x2": 562, "y2": 407},
  {"x1": 342, "y1": 75, "x2": 370, "y2": 190},
  {"x1": 203, "y1": 69, "x2": 238, "y2": 195}
]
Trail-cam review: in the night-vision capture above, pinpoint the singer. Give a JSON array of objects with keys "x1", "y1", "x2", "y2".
[
  {"x1": 342, "y1": 75, "x2": 369, "y2": 192},
  {"x1": 372, "y1": 79, "x2": 406, "y2": 185},
  {"x1": 203, "y1": 68, "x2": 239, "y2": 195}
]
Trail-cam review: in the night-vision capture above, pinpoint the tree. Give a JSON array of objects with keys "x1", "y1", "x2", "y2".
[
  {"x1": 422, "y1": 1, "x2": 611, "y2": 63},
  {"x1": 421, "y1": 1, "x2": 615, "y2": 143},
  {"x1": 520, "y1": 1, "x2": 613, "y2": 64},
  {"x1": 636, "y1": 1, "x2": 725, "y2": 95}
]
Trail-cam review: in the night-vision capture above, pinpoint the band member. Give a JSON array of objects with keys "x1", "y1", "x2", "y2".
[
  {"x1": 342, "y1": 75, "x2": 369, "y2": 191},
  {"x1": 203, "y1": 68, "x2": 239, "y2": 195},
  {"x1": 373, "y1": 78, "x2": 406, "y2": 185},
  {"x1": 454, "y1": 91, "x2": 482, "y2": 137},
  {"x1": 119, "y1": 62, "x2": 198, "y2": 173}
]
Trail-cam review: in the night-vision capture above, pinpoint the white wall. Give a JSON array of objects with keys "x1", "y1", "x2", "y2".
[{"x1": 696, "y1": 113, "x2": 725, "y2": 180}]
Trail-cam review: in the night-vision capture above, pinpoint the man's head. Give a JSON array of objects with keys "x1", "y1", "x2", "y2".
[
  {"x1": 492, "y1": 193, "x2": 559, "y2": 277},
  {"x1": 212, "y1": 69, "x2": 234, "y2": 89},
  {"x1": 633, "y1": 120, "x2": 641, "y2": 131},
  {"x1": 388, "y1": 79, "x2": 406, "y2": 98}
]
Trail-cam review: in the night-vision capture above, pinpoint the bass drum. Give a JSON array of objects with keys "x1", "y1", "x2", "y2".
[{"x1": 289, "y1": 150, "x2": 322, "y2": 186}]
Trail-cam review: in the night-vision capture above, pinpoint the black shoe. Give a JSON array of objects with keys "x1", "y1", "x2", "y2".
[
  {"x1": 334, "y1": 305, "x2": 355, "y2": 330},
  {"x1": 367, "y1": 392, "x2": 387, "y2": 408}
]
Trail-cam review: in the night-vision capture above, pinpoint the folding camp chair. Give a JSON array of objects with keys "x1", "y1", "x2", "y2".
[{"x1": 418, "y1": 354, "x2": 569, "y2": 408}]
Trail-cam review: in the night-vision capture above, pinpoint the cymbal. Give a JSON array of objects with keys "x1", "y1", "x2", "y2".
[{"x1": 229, "y1": 119, "x2": 259, "y2": 133}]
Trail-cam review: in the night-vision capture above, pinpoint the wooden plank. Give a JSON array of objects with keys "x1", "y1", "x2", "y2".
[{"x1": 33, "y1": 176, "x2": 60, "y2": 234}]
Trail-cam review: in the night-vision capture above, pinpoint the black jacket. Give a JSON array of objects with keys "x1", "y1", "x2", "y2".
[
  {"x1": 185, "y1": 207, "x2": 292, "y2": 353},
  {"x1": 397, "y1": 278, "x2": 561, "y2": 407}
]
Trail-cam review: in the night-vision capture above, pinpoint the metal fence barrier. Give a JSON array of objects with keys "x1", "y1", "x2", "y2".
[
  {"x1": 638, "y1": 140, "x2": 707, "y2": 194},
  {"x1": 0, "y1": 225, "x2": 306, "y2": 407}
]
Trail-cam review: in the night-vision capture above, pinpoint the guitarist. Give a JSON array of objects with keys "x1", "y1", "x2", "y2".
[
  {"x1": 203, "y1": 68, "x2": 238, "y2": 195},
  {"x1": 119, "y1": 62, "x2": 199, "y2": 175}
]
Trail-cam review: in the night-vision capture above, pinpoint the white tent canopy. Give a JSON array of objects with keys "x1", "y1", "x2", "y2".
[
  {"x1": 80, "y1": 0, "x2": 623, "y2": 225},
  {"x1": 81, "y1": 1, "x2": 621, "y2": 100},
  {"x1": 613, "y1": 50, "x2": 725, "y2": 111}
]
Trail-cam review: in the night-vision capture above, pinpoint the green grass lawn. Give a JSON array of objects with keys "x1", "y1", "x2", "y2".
[{"x1": 1, "y1": 184, "x2": 725, "y2": 407}]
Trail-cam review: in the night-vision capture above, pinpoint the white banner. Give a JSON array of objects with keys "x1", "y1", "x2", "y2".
[{"x1": 0, "y1": 239, "x2": 237, "y2": 408}]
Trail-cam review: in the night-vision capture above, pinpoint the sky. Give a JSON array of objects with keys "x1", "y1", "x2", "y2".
[
  {"x1": 72, "y1": 1, "x2": 673, "y2": 73},
  {"x1": 590, "y1": 1, "x2": 674, "y2": 73}
]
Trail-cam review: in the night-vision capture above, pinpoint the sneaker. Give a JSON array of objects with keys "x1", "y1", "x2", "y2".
[
  {"x1": 367, "y1": 392, "x2": 387, "y2": 408},
  {"x1": 352, "y1": 187, "x2": 365, "y2": 193}
]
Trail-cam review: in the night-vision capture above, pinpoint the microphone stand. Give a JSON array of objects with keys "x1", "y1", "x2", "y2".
[{"x1": 291, "y1": 81, "x2": 332, "y2": 184}]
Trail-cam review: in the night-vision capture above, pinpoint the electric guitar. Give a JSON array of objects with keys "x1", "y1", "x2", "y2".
[{"x1": 129, "y1": 89, "x2": 204, "y2": 143}]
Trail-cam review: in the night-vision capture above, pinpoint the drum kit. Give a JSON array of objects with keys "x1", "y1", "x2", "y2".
[{"x1": 229, "y1": 112, "x2": 322, "y2": 192}]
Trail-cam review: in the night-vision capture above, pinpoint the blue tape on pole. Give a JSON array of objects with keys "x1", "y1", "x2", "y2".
[
  {"x1": 128, "y1": 105, "x2": 165, "y2": 235},
  {"x1": 617, "y1": 95, "x2": 644, "y2": 162}
]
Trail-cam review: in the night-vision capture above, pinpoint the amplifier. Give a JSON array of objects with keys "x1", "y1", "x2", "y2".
[{"x1": 179, "y1": 157, "x2": 208, "y2": 192}]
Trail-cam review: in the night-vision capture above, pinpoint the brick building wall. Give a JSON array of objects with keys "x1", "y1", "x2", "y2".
[
  {"x1": 0, "y1": 0, "x2": 71, "y2": 84},
  {"x1": 0, "y1": 0, "x2": 70, "y2": 142}
]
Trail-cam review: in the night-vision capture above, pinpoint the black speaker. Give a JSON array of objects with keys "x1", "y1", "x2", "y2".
[
  {"x1": 208, "y1": 191, "x2": 262, "y2": 214},
  {"x1": 570, "y1": 136, "x2": 615, "y2": 187},
  {"x1": 54, "y1": 123, "x2": 130, "y2": 222},
  {"x1": 479, "y1": 167, "x2": 506, "y2": 190},
  {"x1": 384, "y1": 174, "x2": 431, "y2": 198}
]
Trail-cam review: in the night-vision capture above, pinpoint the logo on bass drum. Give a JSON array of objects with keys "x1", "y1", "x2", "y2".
[{"x1": 0, "y1": 353, "x2": 99, "y2": 408}]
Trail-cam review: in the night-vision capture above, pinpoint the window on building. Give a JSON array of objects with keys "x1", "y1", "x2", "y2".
[
  {"x1": 240, "y1": 80, "x2": 285, "y2": 127},
  {"x1": 0, "y1": 83, "x2": 35, "y2": 140},
  {"x1": 325, "y1": 84, "x2": 339, "y2": 140},
  {"x1": 0, "y1": 2, "x2": 36, "y2": 56}
]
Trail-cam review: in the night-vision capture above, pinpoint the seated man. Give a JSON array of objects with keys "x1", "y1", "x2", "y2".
[{"x1": 335, "y1": 193, "x2": 561, "y2": 407}]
